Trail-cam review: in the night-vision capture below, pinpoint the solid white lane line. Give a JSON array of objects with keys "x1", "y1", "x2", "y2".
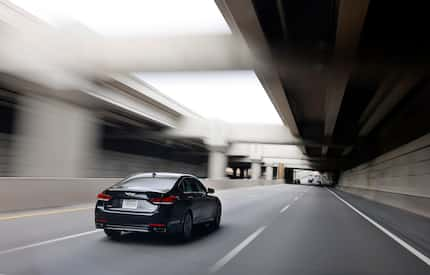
[
  {"x1": 326, "y1": 188, "x2": 430, "y2": 266},
  {"x1": 280, "y1": 204, "x2": 290, "y2": 213},
  {"x1": 209, "y1": 226, "x2": 267, "y2": 273},
  {"x1": 0, "y1": 206, "x2": 93, "y2": 221},
  {"x1": 0, "y1": 230, "x2": 101, "y2": 256}
]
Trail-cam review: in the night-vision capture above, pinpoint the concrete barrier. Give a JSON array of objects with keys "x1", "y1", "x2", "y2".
[
  {"x1": 0, "y1": 177, "x2": 283, "y2": 212},
  {"x1": 337, "y1": 185, "x2": 430, "y2": 219},
  {"x1": 203, "y1": 179, "x2": 284, "y2": 189},
  {"x1": 338, "y1": 133, "x2": 430, "y2": 218}
]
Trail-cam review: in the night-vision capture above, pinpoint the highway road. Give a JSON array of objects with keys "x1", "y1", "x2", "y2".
[{"x1": 0, "y1": 184, "x2": 429, "y2": 275}]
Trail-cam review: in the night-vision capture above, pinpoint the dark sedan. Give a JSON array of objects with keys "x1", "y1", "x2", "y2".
[{"x1": 95, "y1": 172, "x2": 222, "y2": 241}]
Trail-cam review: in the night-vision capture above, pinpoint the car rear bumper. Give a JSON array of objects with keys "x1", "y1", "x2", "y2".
[
  {"x1": 95, "y1": 207, "x2": 182, "y2": 233},
  {"x1": 98, "y1": 223, "x2": 166, "y2": 233}
]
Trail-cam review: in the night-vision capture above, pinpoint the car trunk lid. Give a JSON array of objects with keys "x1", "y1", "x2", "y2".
[{"x1": 103, "y1": 189, "x2": 165, "y2": 212}]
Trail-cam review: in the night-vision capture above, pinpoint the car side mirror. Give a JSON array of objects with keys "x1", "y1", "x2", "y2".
[{"x1": 207, "y1": 188, "x2": 215, "y2": 194}]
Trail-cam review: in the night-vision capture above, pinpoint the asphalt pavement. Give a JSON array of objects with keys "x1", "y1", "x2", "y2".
[{"x1": 0, "y1": 184, "x2": 429, "y2": 275}]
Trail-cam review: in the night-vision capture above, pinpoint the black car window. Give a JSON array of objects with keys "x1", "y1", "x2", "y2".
[
  {"x1": 112, "y1": 177, "x2": 178, "y2": 192},
  {"x1": 191, "y1": 178, "x2": 206, "y2": 193},
  {"x1": 190, "y1": 180, "x2": 201, "y2": 193},
  {"x1": 182, "y1": 178, "x2": 194, "y2": 193}
]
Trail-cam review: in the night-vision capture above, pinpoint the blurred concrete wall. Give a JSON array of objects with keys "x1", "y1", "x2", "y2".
[
  {"x1": 11, "y1": 96, "x2": 98, "y2": 177},
  {"x1": 0, "y1": 133, "x2": 11, "y2": 175},
  {"x1": 0, "y1": 178, "x2": 282, "y2": 212},
  {"x1": 92, "y1": 150, "x2": 207, "y2": 178},
  {"x1": 0, "y1": 136, "x2": 207, "y2": 178},
  {"x1": 0, "y1": 93, "x2": 209, "y2": 178},
  {"x1": 338, "y1": 133, "x2": 430, "y2": 218}
]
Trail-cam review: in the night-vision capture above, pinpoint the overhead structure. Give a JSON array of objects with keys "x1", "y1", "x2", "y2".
[
  {"x1": 1, "y1": 0, "x2": 430, "y2": 178},
  {"x1": 216, "y1": 0, "x2": 430, "y2": 170}
]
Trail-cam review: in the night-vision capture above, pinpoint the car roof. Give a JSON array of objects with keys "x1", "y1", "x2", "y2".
[{"x1": 123, "y1": 172, "x2": 196, "y2": 181}]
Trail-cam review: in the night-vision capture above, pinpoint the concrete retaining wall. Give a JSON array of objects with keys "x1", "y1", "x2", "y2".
[
  {"x1": 92, "y1": 150, "x2": 207, "y2": 178},
  {"x1": 0, "y1": 133, "x2": 11, "y2": 176},
  {"x1": 338, "y1": 133, "x2": 430, "y2": 218},
  {"x1": 89, "y1": 150, "x2": 207, "y2": 178},
  {"x1": 0, "y1": 133, "x2": 208, "y2": 178},
  {"x1": 0, "y1": 178, "x2": 283, "y2": 213}
]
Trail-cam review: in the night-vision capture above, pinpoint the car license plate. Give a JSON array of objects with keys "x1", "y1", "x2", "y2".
[{"x1": 122, "y1": 199, "x2": 138, "y2": 209}]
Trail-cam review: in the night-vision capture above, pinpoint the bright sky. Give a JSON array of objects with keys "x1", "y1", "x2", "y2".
[
  {"x1": 10, "y1": 0, "x2": 231, "y2": 36},
  {"x1": 136, "y1": 71, "x2": 282, "y2": 124},
  {"x1": 10, "y1": 0, "x2": 283, "y2": 124}
]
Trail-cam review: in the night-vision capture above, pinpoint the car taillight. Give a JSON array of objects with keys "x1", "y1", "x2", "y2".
[
  {"x1": 97, "y1": 192, "x2": 112, "y2": 201},
  {"x1": 150, "y1": 195, "x2": 177, "y2": 205},
  {"x1": 149, "y1": 223, "x2": 165, "y2": 227}
]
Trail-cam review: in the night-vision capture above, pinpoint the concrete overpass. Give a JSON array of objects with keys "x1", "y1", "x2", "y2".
[
  {"x1": 0, "y1": 0, "x2": 429, "y2": 208},
  {"x1": 0, "y1": 70, "x2": 314, "y2": 178},
  {"x1": 0, "y1": 1, "x2": 317, "y2": 179},
  {"x1": 213, "y1": 0, "x2": 430, "y2": 218},
  {"x1": 0, "y1": 1, "x2": 430, "y2": 275}
]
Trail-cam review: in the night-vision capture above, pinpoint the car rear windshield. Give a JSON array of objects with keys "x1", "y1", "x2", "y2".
[{"x1": 112, "y1": 177, "x2": 178, "y2": 192}]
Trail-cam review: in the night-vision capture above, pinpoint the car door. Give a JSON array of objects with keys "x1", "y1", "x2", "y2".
[
  {"x1": 191, "y1": 178, "x2": 215, "y2": 221},
  {"x1": 181, "y1": 177, "x2": 203, "y2": 222}
]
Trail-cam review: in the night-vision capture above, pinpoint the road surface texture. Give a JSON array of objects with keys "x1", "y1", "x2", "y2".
[{"x1": 0, "y1": 184, "x2": 429, "y2": 275}]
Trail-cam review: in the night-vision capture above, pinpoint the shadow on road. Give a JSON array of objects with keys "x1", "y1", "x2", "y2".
[{"x1": 101, "y1": 225, "x2": 227, "y2": 246}]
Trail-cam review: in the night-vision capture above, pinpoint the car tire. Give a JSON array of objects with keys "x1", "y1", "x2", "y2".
[
  {"x1": 179, "y1": 212, "x2": 193, "y2": 241},
  {"x1": 104, "y1": 229, "x2": 121, "y2": 240}
]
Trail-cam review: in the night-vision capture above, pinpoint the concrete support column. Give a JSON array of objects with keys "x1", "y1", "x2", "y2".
[
  {"x1": 265, "y1": 165, "x2": 273, "y2": 180},
  {"x1": 277, "y1": 163, "x2": 285, "y2": 179},
  {"x1": 12, "y1": 96, "x2": 98, "y2": 177},
  {"x1": 251, "y1": 161, "x2": 261, "y2": 180},
  {"x1": 208, "y1": 147, "x2": 227, "y2": 179}
]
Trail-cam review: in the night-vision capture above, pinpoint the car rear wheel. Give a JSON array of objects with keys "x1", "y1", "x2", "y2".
[
  {"x1": 104, "y1": 229, "x2": 121, "y2": 240},
  {"x1": 179, "y1": 212, "x2": 193, "y2": 241}
]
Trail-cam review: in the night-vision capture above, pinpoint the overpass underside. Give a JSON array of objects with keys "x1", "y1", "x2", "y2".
[
  {"x1": 221, "y1": 0, "x2": 430, "y2": 164},
  {"x1": 218, "y1": 0, "x2": 430, "y2": 216}
]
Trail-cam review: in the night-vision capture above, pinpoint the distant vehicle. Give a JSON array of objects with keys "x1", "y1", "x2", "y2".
[
  {"x1": 95, "y1": 173, "x2": 222, "y2": 241},
  {"x1": 308, "y1": 178, "x2": 314, "y2": 183}
]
